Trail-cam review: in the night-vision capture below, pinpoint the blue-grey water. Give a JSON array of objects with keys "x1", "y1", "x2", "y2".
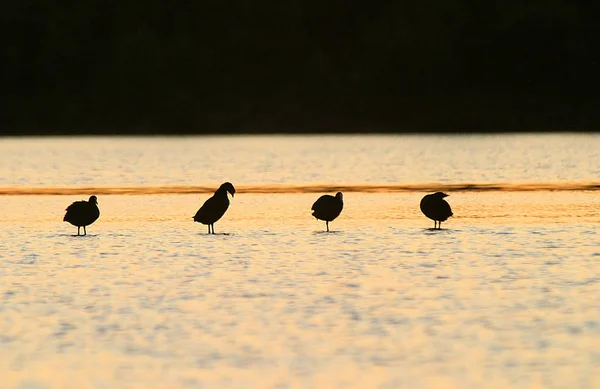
[{"x1": 0, "y1": 134, "x2": 599, "y2": 388}]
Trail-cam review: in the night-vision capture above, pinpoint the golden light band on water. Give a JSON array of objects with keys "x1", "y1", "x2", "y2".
[{"x1": 0, "y1": 182, "x2": 599, "y2": 195}]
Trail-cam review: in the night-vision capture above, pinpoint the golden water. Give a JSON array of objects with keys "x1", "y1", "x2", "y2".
[{"x1": 0, "y1": 135, "x2": 599, "y2": 388}]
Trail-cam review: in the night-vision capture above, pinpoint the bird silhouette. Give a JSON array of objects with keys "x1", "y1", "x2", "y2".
[
  {"x1": 420, "y1": 192, "x2": 453, "y2": 229},
  {"x1": 311, "y1": 192, "x2": 344, "y2": 232},
  {"x1": 193, "y1": 182, "x2": 236, "y2": 234},
  {"x1": 63, "y1": 195, "x2": 100, "y2": 236}
]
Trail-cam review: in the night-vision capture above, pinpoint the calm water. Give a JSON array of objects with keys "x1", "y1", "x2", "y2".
[{"x1": 1, "y1": 134, "x2": 599, "y2": 388}]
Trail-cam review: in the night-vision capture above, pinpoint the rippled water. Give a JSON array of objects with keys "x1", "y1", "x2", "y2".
[{"x1": 1, "y1": 134, "x2": 599, "y2": 388}]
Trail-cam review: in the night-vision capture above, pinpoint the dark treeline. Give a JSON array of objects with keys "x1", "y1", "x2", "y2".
[{"x1": 1, "y1": 1, "x2": 599, "y2": 135}]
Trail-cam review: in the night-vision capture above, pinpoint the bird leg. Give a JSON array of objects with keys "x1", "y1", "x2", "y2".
[
  {"x1": 211, "y1": 224, "x2": 215, "y2": 234},
  {"x1": 83, "y1": 226, "x2": 87, "y2": 235},
  {"x1": 77, "y1": 226, "x2": 81, "y2": 236},
  {"x1": 326, "y1": 221, "x2": 329, "y2": 232},
  {"x1": 207, "y1": 225, "x2": 210, "y2": 234}
]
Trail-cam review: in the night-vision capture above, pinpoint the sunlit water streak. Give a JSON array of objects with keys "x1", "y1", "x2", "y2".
[
  {"x1": 0, "y1": 134, "x2": 599, "y2": 388},
  {"x1": 1, "y1": 182, "x2": 600, "y2": 195}
]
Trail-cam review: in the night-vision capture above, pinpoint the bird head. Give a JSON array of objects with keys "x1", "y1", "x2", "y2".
[
  {"x1": 434, "y1": 192, "x2": 449, "y2": 198},
  {"x1": 220, "y1": 182, "x2": 236, "y2": 197},
  {"x1": 335, "y1": 192, "x2": 343, "y2": 202},
  {"x1": 89, "y1": 195, "x2": 98, "y2": 204}
]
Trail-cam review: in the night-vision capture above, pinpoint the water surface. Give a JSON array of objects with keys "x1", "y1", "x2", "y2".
[{"x1": 1, "y1": 134, "x2": 599, "y2": 388}]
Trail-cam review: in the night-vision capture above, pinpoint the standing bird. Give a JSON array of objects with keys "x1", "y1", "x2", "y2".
[
  {"x1": 311, "y1": 192, "x2": 344, "y2": 232},
  {"x1": 420, "y1": 192, "x2": 453, "y2": 229},
  {"x1": 193, "y1": 182, "x2": 236, "y2": 234},
  {"x1": 63, "y1": 195, "x2": 100, "y2": 236}
]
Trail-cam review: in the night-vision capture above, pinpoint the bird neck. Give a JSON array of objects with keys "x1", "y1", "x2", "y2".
[{"x1": 215, "y1": 188, "x2": 229, "y2": 197}]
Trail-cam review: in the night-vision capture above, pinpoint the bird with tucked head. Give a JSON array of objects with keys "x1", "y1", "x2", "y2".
[
  {"x1": 311, "y1": 191, "x2": 344, "y2": 232},
  {"x1": 420, "y1": 192, "x2": 453, "y2": 229},
  {"x1": 63, "y1": 195, "x2": 100, "y2": 236}
]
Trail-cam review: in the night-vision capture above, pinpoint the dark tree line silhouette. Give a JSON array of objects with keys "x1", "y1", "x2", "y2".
[{"x1": 1, "y1": 0, "x2": 598, "y2": 134}]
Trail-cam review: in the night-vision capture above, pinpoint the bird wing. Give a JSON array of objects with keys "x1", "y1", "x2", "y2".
[
  {"x1": 194, "y1": 194, "x2": 230, "y2": 223},
  {"x1": 443, "y1": 200, "x2": 453, "y2": 216},
  {"x1": 202, "y1": 196, "x2": 216, "y2": 211},
  {"x1": 433, "y1": 199, "x2": 453, "y2": 217},
  {"x1": 194, "y1": 196, "x2": 216, "y2": 218},
  {"x1": 420, "y1": 194, "x2": 433, "y2": 207},
  {"x1": 65, "y1": 200, "x2": 87, "y2": 212},
  {"x1": 64, "y1": 200, "x2": 99, "y2": 223},
  {"x1": 311, "y1": 195, "x2": 330, "y2": 211}
]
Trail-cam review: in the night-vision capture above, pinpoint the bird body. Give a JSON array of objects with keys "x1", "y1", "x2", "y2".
[
  {"x1": 311, "y1": 192, "x2": 344, "y2": 232},
  {"x1": 420, "y1": 192, "x2": 453, "y2": 229},
  {"x1": 193, "y1": 182, "x2": 236, "y2": 234},
  {"x1": 64, "y1": 195, "x2": 100, "y2": 235}
]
